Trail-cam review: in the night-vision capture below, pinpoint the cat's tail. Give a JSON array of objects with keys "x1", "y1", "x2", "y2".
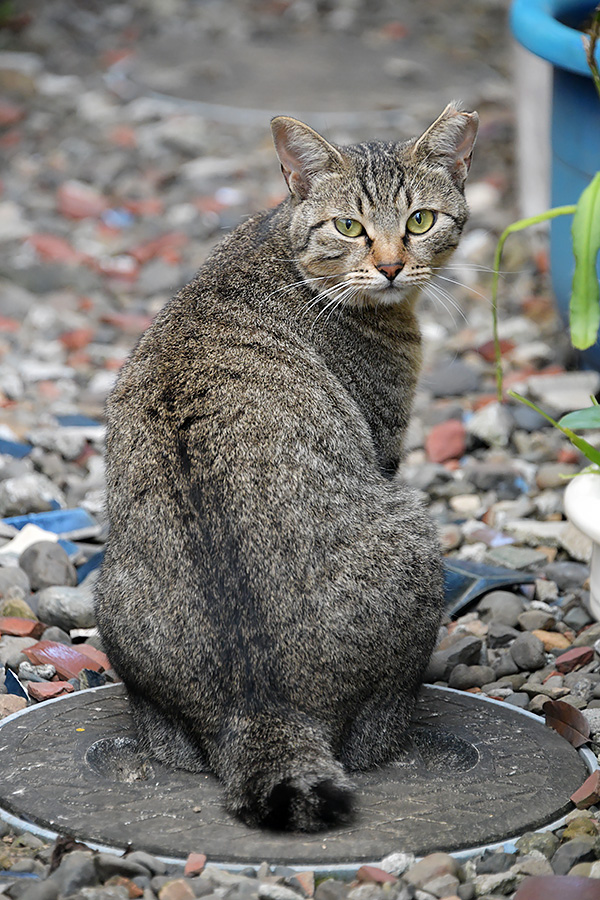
[{"x1": 213, "y1": 708, "x2": 354, "y2": 832}]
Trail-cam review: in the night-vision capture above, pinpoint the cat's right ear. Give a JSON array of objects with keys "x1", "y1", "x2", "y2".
[
  {"x1": 271, "y1": 116, "x2": 344, "y2": 200},
  {"x1": 412, "y1": 102, "x2": 479, "y2": 188}
]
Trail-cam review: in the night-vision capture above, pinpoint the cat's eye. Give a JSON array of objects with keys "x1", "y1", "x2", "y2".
[
  {"x1": 406, "y1": 209, "x2": 436, "y2": 235},
  {"x1": 334, "y1": 217, "x2": 365, "y2": 238}
]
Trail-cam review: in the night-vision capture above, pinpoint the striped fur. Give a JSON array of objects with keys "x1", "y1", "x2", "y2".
[{"x1": 95, "y1": 105, "x2": 478, "y2": 833}]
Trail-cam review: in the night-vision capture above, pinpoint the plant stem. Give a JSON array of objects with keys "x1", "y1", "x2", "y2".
[
  {"x1": 492, "y1": 207, "x2": 577, "y2": 401},
  {"x1": 585, "y1": 4, "x2": 600, "y2": 101}
]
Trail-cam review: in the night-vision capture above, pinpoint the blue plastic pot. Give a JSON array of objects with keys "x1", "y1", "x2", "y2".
[{"x1": 511, "y1": 0, "x2": 600, "y2": 369}]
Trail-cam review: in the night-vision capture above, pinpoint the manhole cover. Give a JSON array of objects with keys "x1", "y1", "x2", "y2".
[{"x1": 0, "y1": 684, "x2": 590, "y2": 868}]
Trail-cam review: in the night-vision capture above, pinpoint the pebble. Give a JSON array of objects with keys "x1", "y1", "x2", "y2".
[
  {"x1": 510, "y1": 633, "x2": 547, "y2": 671},
  {"x1": 35, "y1": 584, "x2": 95, "y2": 631},
  {"x1": 19, "y1": 542, "x2": 77, "y2": 591},
  {"x1": 0, "y1": 1, "x2": 599, "y2": 893},
  {"x1": 477, "y1": 591, "x2": 525, "y2": 628}
]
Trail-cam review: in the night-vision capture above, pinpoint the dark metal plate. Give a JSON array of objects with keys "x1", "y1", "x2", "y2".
[{"x1": 0, "y1": 684, "x2": 588, "y2": 865}]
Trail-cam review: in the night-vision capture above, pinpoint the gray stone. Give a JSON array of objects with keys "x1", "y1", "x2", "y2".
[
  {"x1": 49, "y1": 850, "x2": 98, "y2": 896},
  {"x1": 94, "y1": 854, "x2": 153, "y2": 880},
  {"x1": 0, "y1": 474, "x2": 66, "y2": 517},
  {"x1": 0, "y1": 635, "x2": 37, "y2": 670},
  {"x1": 16, "y1": 884, "x2": 59, "y2": 900},
  {"x1": 517, "y1": 610, "x2": 556, "y2": 632},
  {"x1": 478, "y1": 591, "x2": 525, "y2": 628},
  {"x1": 551, "y1": 836, "x2": 600, "y2": 875},
  {"x1": 562, "y1": 604, "x2": 593, "y2": 632},
  {"x1": 36, "y1": 584, "x2": 95, "y2": 631},
  {"x1": 475, "y1": 851, "x2": 517, "y2": 874},
  {"x1": 487, "y1": 624, "x2": 519, "y2": 650},
  {"x1": 40, "y1": 626, "x2": 71, "y2": 645},
  {"x1": 485, "y1": 545, "x2": 549, "y2": 569},
  {"x1": 431, "y1": 636, "x2": 482, "y2": 679},
  {"x1": 0, "y1": 568, "x2": 30, "y2": 598},
  {"x1": 504, "y1": 692, "x2": 529, "y2": 709},
  {"x1": 425, "y1": 360, "x2": 481, "y2": 397},
  {"x1": 19, "y1": 542, "x2": 77, "y2": 591},
  {"x1": 448, "y1": 664, "x2": 495, "y2": 690},
  {"x1": 120, "y1": 852, "x2": 167, "y2": 876},
  {"x1": 543, "y1": 562, "x2": 591, "y2": 591},
  {"x1": 472, "y1": 870, "x2": 518, "y2": 896},
  {"x1": 510, "y1": 633, "x2": 546, "y2": 671}
]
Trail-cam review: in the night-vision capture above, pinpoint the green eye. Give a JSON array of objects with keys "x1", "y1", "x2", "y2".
[
  {"x1": 334, "y1": 217, "x2": 365, "y2": 237},
  {"x1": 406, "y1": 209, "x2": 436, "y2": 235}
]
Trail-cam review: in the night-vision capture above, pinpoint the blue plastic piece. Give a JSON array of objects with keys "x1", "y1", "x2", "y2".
[
  {"x1": 0, "y1": 438, "x2": 32, "y2": 459},
  {"x1": 55, "y1": 414, "x2": 101, "y2": 428},
  {"x1": 4, "y1": 668, "x2": 28, "y2": 701},
  {"x1": 58, "y1": 539, "x2": 81, "y2": 560},
  {"x1": 511, "y1": 0, "x2": 600, "y2": 370},
  {"x1": 77, "y1": 549, "x2": 105, "y2": 584},
  {"x1": 443, "y1": 558, "x2": 535, "y2": 618},
  {"x1": 2, "y1": 508, "x2": 97, "y2": 534}
]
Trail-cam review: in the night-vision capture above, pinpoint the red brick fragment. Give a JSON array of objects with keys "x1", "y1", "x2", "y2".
[
  {"x1": 75, "y1": 643, "x2": 111, "y2": 672},
  {"x1": 27, "y1": 681, "x2": 74, "y2": 701},
  {"x1": 425, "y1": 419, "x2": 466, "y2": 464},
  {"x1": 100, "y1": 312, "x2": 153, "y2": 335},
  {"x1": 515, "y1": 875, "x2": 600, "y2": 900},
  {"x1": 0, "y1": 316, "x2": 20, "y2": 333},
  {"x1": 129, "y1": 231, "x2": 188, "y2": 265},
  {"x1": 0, "y1": 100, "x2": 25, "y2": 127},
  {"x1": 0, "y1": 617, "x2": 43, "y2": 639},
  {"x1": 28, "y1": 233, "x2": 87, "y2": 265},
  {"x1": 24, "y1": 641, "x2": 104, "y2": 680},
  {"x1": 571, "y1": 770, "x2": 600, "y2": 809},
  {"x1": 294, "y1": 871, "x2": 315, "y2": 897},
  {"x1": 106, "y1": 877, "x2": 144, "y2": 898},
  {"x1": 59, "y1": 328, "x2": 95, "y2": 351},
  {"x1": 183, "y1": 853, "x2": 206, "y2": 877},
  {"x1": 356, "y1": 866, "x2": 397, "y2": 885},
  {"x1": 555, "y1": 646, "x2": 594, "y2": 674},
  {"x1": 57, "y1": 180, "x2": 108, "y2": 219},
  {"x1": 477, "y1": 339, "x2": 515, "y2": 363}
]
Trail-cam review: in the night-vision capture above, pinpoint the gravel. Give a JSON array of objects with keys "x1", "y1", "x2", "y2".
[{"x1": 1, "y1": 0, "x2": 600, "y2": 896}]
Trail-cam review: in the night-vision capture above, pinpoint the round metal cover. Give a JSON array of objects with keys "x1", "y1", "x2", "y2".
[{"x1": 0, "y1": 684, "x2": 589, "y2": 867}]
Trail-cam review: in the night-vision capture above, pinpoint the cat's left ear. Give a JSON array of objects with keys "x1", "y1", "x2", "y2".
[
  {"x1": 271, "y1": 116, "x2": 344, "y2": 200},
  {"x1": 412, "y1": 102, "x2": 479, "y2": 188}
]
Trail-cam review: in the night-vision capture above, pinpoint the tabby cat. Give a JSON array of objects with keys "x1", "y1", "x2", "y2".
[{"x1": 95, "y1": 102, "x2": 479, "y2": 832}]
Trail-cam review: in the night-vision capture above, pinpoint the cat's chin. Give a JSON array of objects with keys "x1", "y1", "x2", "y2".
[{"x1": 353, "y1": 284, "x2": 420, "y2": 308}]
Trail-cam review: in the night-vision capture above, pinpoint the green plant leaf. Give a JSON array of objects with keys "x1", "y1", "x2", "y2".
[
  {"x1": 509, "y1": 391, "x2": 600, "y2": 467},
  {"x1": 570, "y1": 172, "x2": 600, "y2": 349},
  {"x1": 559, "y1": 405, "x2": 600, "y2": 430}
]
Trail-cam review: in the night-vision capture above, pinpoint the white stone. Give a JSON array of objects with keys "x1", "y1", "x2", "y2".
[
  {"x1": 378, "y1": 851, "x2": 415, "y2": 876},
  {"x1": 0, "y1": 524, "x2": 58, "y2": 558},
  {"x1": 503, "y1": 518, "x2": 568, "y2": 547},
  {"x1": 466, "y1": 402, "x2": 513, "y2": 447},
  {"x1": 527, "y1": 371, "x2": 600, "y2": 414}
]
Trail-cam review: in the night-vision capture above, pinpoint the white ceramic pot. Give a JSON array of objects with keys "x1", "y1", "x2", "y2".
[{"x1": 564, "y1": 472, "x2": 600, "y2": 621}]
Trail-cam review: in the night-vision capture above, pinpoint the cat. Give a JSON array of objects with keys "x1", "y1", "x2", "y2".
[{"x1": 94, "y1": 101, "x2": 478, "y2": 833}]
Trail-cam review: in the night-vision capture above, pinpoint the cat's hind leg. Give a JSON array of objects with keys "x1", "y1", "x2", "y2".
[
  {"x1": 339, "y1": 690, "x2": 420, "y2": 772},
  {"x1": 127, "y1": 691, "x2": 208, "y2": 773}
]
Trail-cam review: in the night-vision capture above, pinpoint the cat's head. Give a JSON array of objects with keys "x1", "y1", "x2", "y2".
[{"x1": 271, "y1": 103, "x2": 478, "y2": 308}]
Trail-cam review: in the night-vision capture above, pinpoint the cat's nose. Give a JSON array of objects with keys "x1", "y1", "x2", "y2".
[{"x1": 377, "y1": 262, "x2": 404, "y2": 282}]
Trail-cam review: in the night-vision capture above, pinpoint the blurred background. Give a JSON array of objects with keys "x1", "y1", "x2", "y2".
[{"x1": 0, "y1": 0, "x2": 557, "y2": 441}]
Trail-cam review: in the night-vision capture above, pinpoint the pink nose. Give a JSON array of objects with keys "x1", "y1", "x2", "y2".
[{"x1": 377, "y1": 262, "x2": 404, "y2": 281}]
